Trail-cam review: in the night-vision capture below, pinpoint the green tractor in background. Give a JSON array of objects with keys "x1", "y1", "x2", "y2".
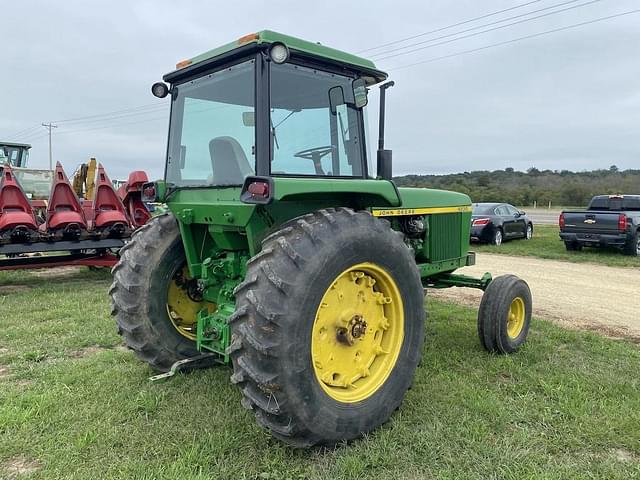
[
  {"x1": 110, "y1": 31, "x2": 532, "y2": 447},
  {"x1": 0, "y1": 142, "x2": 31, "y2": 167}
]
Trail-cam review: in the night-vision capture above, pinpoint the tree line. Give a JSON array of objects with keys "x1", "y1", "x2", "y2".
[{"x1": 394, "y1": 166, "x2": 640, "y2": 207}]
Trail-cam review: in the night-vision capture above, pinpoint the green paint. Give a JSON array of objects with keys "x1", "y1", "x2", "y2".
[
  {"x1": 152, "y1": 32, "x2": 491, "y2": 360},
  {"x1": 171, "y1": 30, "x2": 387, "y2": 85}
]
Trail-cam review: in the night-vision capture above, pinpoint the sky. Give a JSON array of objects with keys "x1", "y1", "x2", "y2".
[{"x1": 2, "y1": 0, "x2": 639, "y2": 179}]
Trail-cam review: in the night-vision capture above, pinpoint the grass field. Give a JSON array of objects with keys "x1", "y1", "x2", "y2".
[
  {"x1": 1, "y1": 268, "x2": 639, "y2": 479},
  {"x1": 473, "y1": 225, "x2": 640, "y2": 268}
]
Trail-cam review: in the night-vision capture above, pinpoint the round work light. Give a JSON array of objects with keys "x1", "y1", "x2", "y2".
[
  {"x1": 151, "y1": 82, "x2": 169, "y2": 98},
  {"x1": 269, "y1": 43, "x2": 290, "y2": 64}
]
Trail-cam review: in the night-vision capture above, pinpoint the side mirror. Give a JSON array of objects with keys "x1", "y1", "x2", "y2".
[
  {"x1": 328, "y1": 86, "x2": 345, "y2": 115},
  {"x1": 352, "y1": 78, "x2": 368, "y2": 108}
]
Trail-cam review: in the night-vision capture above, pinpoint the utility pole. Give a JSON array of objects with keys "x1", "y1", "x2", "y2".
[{"x1": 41, "y1": 122, "x2": 58, "y2": 169}]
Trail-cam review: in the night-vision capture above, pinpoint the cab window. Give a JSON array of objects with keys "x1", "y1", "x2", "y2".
[{"x1": 269, "y1": 63, "x2": 365, "y2": 177}]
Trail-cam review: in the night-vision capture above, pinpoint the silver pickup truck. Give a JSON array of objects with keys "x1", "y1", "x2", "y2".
[{"x1": 559, "y1": 195, "x2": 640, "y2": 256}]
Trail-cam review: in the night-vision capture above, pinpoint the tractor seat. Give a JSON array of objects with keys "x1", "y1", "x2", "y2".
[{"x1": 209, "y1": 136, "x2": 253, "y2": 185}]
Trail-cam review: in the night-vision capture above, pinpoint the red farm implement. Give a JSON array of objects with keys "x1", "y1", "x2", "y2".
[{"x1": 0, "y1": 161, "x2": 150, "y2": 271}]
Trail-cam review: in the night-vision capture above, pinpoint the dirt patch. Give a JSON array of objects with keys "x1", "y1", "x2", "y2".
[
  {"x1": 1, "y1": 456, "x2": 41, "y2": 478},
  {"x1": 612, "y1": 448, "x2": 638, "y2": 463},
  {"x1": 432, "y1": 253, "x2": 640, "y2": 342},
  {"x1": 68, "y1": 346, "x2": 108, "y2": 359},
  {"x1": 0, "y1": 347, "x2": 9, "y2": 355},
  {"x1": 30, "y1": 266, "x2": 84, "y2": 279},
  {"x1": 0, "y1": 366, "x2": 10, "y2": 379},
  {"x1": 0, "y1": 285, "x2": 32, "y2": 295},
  {"x1": 68, "y1": 345, "x2": 130, "y2": 359}
]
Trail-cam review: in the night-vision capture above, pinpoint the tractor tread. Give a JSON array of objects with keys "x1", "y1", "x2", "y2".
[
  {"x1": 230, "y1": 207, "x2": 425, "y2": 447},
  {"x1": 109, "y1": 214, "x2": 199, "y2": 372}
]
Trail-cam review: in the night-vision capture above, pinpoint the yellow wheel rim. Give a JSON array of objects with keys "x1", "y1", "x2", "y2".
[
  {"x1": 507, "y1": 297, "x2": 526, "y2": 339},
  {"x1": 166, "y1": 265, "x2": 215, "y2": 340},
  {"x1": 311, "y1": 262, "x2": 404, "y2": 403}
]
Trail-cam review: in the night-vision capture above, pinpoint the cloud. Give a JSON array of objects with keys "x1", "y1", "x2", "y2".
[{"x1": 3, "y1": 0, "x2": 639, "y2": 179}]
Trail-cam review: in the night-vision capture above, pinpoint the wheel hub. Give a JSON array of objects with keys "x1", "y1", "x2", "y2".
[
  {"x1": 166, "y1": 265, "x2": 214, "y2": 340},
  {"x1": 507, "y1": 296, "x2": 525, "y2": 339},
  {"x1": 311, "y1": 263, "x2": 404, "y2": 403},
  {"x1": 336, "y1": 315, "x2": 368, "y2": 346}
]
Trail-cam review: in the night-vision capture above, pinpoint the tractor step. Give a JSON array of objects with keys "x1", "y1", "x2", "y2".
[{"x1": 148, "y1": 353, "x2": 220, "y2": 382}]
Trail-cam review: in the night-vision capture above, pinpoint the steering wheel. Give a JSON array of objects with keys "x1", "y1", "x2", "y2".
[{"x1": 294, "y1": 145, "x2": 334, "y2": 175}]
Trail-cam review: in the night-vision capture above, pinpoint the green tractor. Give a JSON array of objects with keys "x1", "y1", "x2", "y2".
[
  {"x1": 110, "y1": 31, "x2": 532, "y2": 447},
  {"x1": 0, "y1": 142, "x2": 31, "y2": 168}
]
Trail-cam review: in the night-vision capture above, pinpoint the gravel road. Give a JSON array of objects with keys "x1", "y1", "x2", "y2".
[{"x1": 431, "y1": 253, "x2": 640, "y2": 341}]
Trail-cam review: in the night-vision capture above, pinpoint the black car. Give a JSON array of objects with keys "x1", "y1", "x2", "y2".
[{"x1": 471, "y1": 203, "x2": 533, "y2": 245}]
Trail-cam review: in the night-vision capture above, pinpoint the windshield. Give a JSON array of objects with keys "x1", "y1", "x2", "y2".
[
  {"x1": 166, "y1": 60, "x2": 255, "y2": 187},
  {"x1": 472, "y1": 204, "x2": 497, "y2": 215},
  {"x1": 589, "y1": 196, "x2": 640, "y2": 211},
  {"x1": 12, "y1": 168, "x2": 53, "y2": 199},
  {"x1": 270, "y1": 63, "x2": 365, "y2": 177}
]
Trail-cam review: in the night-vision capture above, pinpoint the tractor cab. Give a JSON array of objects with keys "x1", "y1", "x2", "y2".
[
  {"x1": 152, "y1": 31, "x2": 394, "y2": 203},
  {"x1": 0, "y1": 142, "x2": 31, "y2": 168}
]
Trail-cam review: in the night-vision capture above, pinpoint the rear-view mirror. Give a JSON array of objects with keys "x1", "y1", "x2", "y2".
[{"x1": 328, "y1": 86, "x2": 345, "y2": 115}]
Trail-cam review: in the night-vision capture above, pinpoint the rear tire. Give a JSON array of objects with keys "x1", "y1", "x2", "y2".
[
  {"x1": 564, "y1": 241, "x2": 582, "y2": 251},
  {"x1": 478, "y1": 275, "x2": 532, "y2": 354},
  {"x1": 229, "y1": 208, "x2": 425, "y2": 447},
  {"x1": 525, "y1": 223, "x2": 533, "y2": 240},
  {"x1": 623, "y1": 230, "x2": 640, "y2": 256},
  {"x1": 491, "y1": 228, "x2": 503, "y2": 246},
  {"x1": 109, "y1": 214, "x2": 200, "y2": 372}
]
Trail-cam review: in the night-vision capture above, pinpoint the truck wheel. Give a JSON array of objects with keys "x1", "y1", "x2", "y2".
[
  {"x1": 492, "y1": 228, "x2": 503, "y2": 246},
  {"x1": 477, "y1": 275, "x2": 532, "y2": 354},
  {"x1": 623, "y1": 230, "x2": 640, "y2": 256},
  {"x1": 229, "y1": 208, "x2": 425, "y2": 447},
  {"x1": 564, "y1": 241, "x2": 582, "y2": 251},
  {"x1": 110, "y1": 214, "x2": 209, "y2": 371}
]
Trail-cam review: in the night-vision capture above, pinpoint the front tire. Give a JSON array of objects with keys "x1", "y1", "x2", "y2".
[
  {"x1": 229, "y1": 208, "x2": 425, "y2": 447},
  {"x1": 477, "y1": 275, "x2": 532, "y2": 354},
  {"x1": 110, "y1": 214, "x2": 204, "y2": 372}
]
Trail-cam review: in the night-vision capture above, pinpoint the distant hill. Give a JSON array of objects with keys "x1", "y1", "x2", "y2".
[{"x1": 394, "y1": 166, "x2": 640, "y2": 207}]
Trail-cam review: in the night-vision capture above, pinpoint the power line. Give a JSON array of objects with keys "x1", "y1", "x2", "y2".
[
  {"x1": 48, "y1": 105, "x2": 168, "y2": 128},
  {"x1": 49, "y1": 101, "x2": 168, "y2": 124},
  {"x1": 54, "y1": 115, "x2": 168, "y2": 136},
  {"x1": 356, "y1": 0, "x2": 545, "y2": 54},
  {"x1": 6, "y1": 102, "x2": 168, "y2": 141},
  {"x1": 390, "y1": 8, "x2": 640, "y2": 71},
  {"x1": 7, "y1": 125, "x2": 42, "y2": 139},
  {"x1": 369, "y1": 0, "x2": 596, "y2": 59},
  {"x1": 374, "y1": 0, "x2": 603, "y2": 62}
]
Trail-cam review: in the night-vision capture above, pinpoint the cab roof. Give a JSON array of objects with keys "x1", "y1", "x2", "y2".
[
  {"x1": 0, "y1": 142, "x2": 31, "y2": 149},
  {"x1": 164, "y1": 30, "x2": 388, "y2": 85}
]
